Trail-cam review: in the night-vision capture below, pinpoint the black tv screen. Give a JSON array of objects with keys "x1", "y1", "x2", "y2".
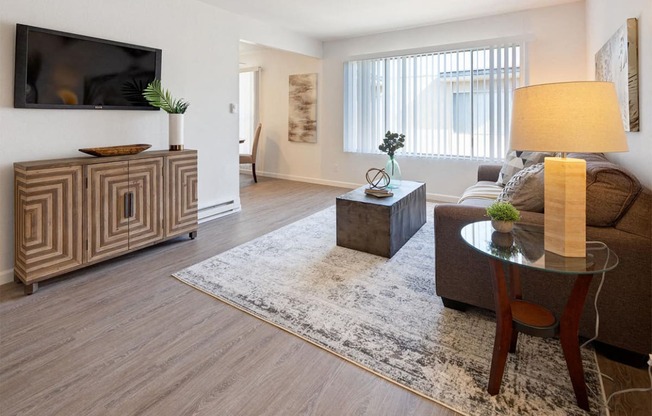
[{"x1": 14, "y1": 24, "x2": 162, "y2": 110}]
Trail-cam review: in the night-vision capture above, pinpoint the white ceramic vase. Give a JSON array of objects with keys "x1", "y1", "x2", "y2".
[
  {"x1": 491, "y1": 231, "x2": 514, "y2": 247},
  {"x1": 169, "y1": 113, "x2": 184, "y2": 150},
  {"x1": 491, "y1": 220, "x2": 514, "y2": 233}
]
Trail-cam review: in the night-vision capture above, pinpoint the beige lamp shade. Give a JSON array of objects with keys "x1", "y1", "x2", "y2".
[{"x1": 510, "y1": 81, "x2": 628, "y2": 153}]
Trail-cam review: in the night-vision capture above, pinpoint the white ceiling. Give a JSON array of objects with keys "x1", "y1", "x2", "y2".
[{"x1": 200, "y1": 0, "x2": 581, "y2": 41}]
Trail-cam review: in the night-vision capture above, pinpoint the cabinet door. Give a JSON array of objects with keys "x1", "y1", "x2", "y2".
[
  {"x1": 14, "y1": 166, "x2": 83, "y2": 282},
  {"x1": 128, "y1": 157, "x2": 164, "y2": 250},
  {"x1": 165, "y1": 153, "x2": 198, "y2": 238},
  {"x1": 86, "y1": 161, "x2": 130, "y2": 263}
]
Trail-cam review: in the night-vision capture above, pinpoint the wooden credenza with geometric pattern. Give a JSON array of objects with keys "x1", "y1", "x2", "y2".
[{"x1": 14, "y1": 150, "x2": 197, "y2": 294}]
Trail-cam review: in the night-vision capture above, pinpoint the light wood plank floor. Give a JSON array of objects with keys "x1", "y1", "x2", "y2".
[{"x1": 1, "y1": 175, "x2": 649, "y2": 415}]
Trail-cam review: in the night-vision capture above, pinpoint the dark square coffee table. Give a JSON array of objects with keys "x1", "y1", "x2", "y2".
[{"x1": 336, "y1": 181, "x2": 426, "y2": 258}]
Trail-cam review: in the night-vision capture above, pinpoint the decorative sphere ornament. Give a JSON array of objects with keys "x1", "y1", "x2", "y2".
[{"x1": 365, "y1": 168, "x2": 390, "y2": 189}]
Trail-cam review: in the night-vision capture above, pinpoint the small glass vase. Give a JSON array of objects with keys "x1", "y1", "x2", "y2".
[{"x1": 385, "y1": 155, "x2": 402, "y2": 189}]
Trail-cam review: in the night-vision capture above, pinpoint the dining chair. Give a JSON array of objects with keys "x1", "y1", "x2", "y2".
[{"x1": 239, "y1": 123, "x2": 262, "y2": 183}]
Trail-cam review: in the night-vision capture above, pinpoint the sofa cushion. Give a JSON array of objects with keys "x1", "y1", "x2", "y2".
[
  {"x1": 585, "y1": 163, "x2": 642, "y2": 226},
  {"x1": 497, "y1": 163, "x2": 545, "y2": 212},
  {"x1": 569, "y1": 153, "x2": 642, "y2": 226},
  {"x1": 497, "y1": 151, "x2": 554, "y2": 186},
  {"x1": 614, "y1": 188, "x2": 651, "y2": 238},
  {"x1": 458, "y1": 181, "x2": 502, "y2": 205}
]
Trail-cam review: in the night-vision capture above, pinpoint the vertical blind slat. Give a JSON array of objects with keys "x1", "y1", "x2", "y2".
[
  {"x1": 438, "y1": 53, "x2": 443, "y2": 157},
  {"x1": 343, "y1": 43, "x2": 524, "y2": 161},
  {"x1": 488, "y1": 47, "x2": 495, "y2": 160},
  {"x1": 503, "y1": 46, "x2": 509, "y2": 158},
  {"x1": 427, "y1": 54, "x2": 432, "y2": 156}
]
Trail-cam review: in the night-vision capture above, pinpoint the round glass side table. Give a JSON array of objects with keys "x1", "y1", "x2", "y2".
[{"x1": 461, "y1": 221, "x2": 618, "y2": 412}]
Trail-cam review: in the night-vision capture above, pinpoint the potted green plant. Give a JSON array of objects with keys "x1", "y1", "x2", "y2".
[
  {"x1": 142, "y1": 80, "x2": 190, "y2": 150},
  {"x1": 378, "y1": 131, "x2": 405, "y2": 189},
  {"x1": 486, "y1": 201, "x2": 521, "y2": 233}
]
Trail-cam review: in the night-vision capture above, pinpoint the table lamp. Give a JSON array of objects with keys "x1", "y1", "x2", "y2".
[{"x1": 510, "y1": 82, "x2": 628, "y2": 257}]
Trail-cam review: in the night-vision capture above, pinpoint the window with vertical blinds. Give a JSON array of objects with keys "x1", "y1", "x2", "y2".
[{"x1": 343, "y1": 44, "x2": 525, "y2": 161}]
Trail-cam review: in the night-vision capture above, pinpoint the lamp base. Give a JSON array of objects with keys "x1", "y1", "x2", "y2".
[{"x1": 544, "y1": 157, "x2": 586, "y2": 257}]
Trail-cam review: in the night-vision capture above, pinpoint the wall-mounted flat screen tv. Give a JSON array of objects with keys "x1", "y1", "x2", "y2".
[{"x1": 14, "y1": 24, "x2": 162, "y2": 110}]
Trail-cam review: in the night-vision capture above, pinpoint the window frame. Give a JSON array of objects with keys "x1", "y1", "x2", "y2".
[{"x1": 342, "y1": 39, "x2": 529, "y2": 162}]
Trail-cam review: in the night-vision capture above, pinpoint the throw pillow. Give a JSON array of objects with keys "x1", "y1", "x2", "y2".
[
  {"x1": 497, "y1": 163, "x2": 545, "y2": 212},
  {"x1": 569, "y1": 153, "x2": 642, "y2": 226},
  {"x1": 497, "y1": 151, "x2": 553, "y2": 186}
]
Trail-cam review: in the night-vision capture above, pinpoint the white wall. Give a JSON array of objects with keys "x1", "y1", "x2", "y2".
[
  {"x1": 243, "y1": 2, "x2": 587, "y2": 200},
  {"x1": 586, "y1": 0, "x2": 652, "y2": 189},
  {"x1": 0, "y1": 0, "x2": 319, "y2": 283},
  {"x1": 239, "y1": 48, "x2": 330, "y2": 184}
]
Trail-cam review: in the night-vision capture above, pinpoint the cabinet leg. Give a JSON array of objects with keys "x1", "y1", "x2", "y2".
[
  {"x1": 24, "y1": 282, "x2": 38, "y2": 295},
  {"x1": 189, "y1": 231, "x2": 197, "y2": 240},
  {"x1": 14, "y1": 274, "x2": 22, "y2": 284}
]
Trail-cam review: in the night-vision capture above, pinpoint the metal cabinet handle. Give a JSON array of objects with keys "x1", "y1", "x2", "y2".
[
  {"x1": 124, "y1": 192, "x2": 135, "y2": 218},
  {"x1": 124, "y1": 192, "x2": 130, "y2": 219}
]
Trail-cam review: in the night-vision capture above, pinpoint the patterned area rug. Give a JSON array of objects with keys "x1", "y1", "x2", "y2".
[{"x1": 173, "y1": 205, "x2": 607, "y2": 416}]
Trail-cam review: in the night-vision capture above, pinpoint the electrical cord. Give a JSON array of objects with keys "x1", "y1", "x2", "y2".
[
  {"x1": 578, "y1": 241, "x2": 652, "y2": 405},
  {"x1": 606, "y1": 359, "x2": 652, "y2": 405},
  {"x1": 580, "y1": 241, "x2": 609, "y2": 349}
]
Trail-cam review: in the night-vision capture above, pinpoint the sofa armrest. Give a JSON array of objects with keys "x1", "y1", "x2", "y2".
[
  {"x1": 434, "y1": 204, "x2": 544, "y2": 311},
  {"x1": 477, "y1": 164, "x2": 502, "y2": 182},
  {"x1": 434, "y1": 204, "x2": 496, "y2": 310}
]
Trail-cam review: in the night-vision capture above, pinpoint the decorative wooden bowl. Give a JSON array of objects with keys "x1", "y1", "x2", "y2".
[{"x1": 79, "y1": 144, "x2": 151, "y2": 157}]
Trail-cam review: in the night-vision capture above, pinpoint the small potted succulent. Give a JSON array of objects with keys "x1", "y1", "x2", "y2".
[{"x1": 486, "y1": 201, "x2": 521, "y2": 233}]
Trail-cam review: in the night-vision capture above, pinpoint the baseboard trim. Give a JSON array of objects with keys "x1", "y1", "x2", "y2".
[
  {"x1": 251, "y1": 170, "x2": 361, "y2": 190},
  {"x1": 198, "y1": 201, "x2": 241, "y2": 224},
  {"x1": 242, "y1": 169, "x2": 460, "y2": 203},
  {"x1": 0, "y1": 268, "x2": 14, "y2": 285},
  {"x1": 428, "y1": 194, "x2": 458, "y2": 203}
]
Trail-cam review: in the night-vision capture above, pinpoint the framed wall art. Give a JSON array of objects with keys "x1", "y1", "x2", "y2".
[
  {"x1": 595, "y1": 18, "x2": 639, "y2": 132},
  {"x1": 288, "y1": 73, "x2": 317, "y2": 143}
]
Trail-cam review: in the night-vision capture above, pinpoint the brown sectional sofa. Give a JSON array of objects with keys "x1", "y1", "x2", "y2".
[{"x1": 434, "y1": 153, "x2": 651, "y2": 358}]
